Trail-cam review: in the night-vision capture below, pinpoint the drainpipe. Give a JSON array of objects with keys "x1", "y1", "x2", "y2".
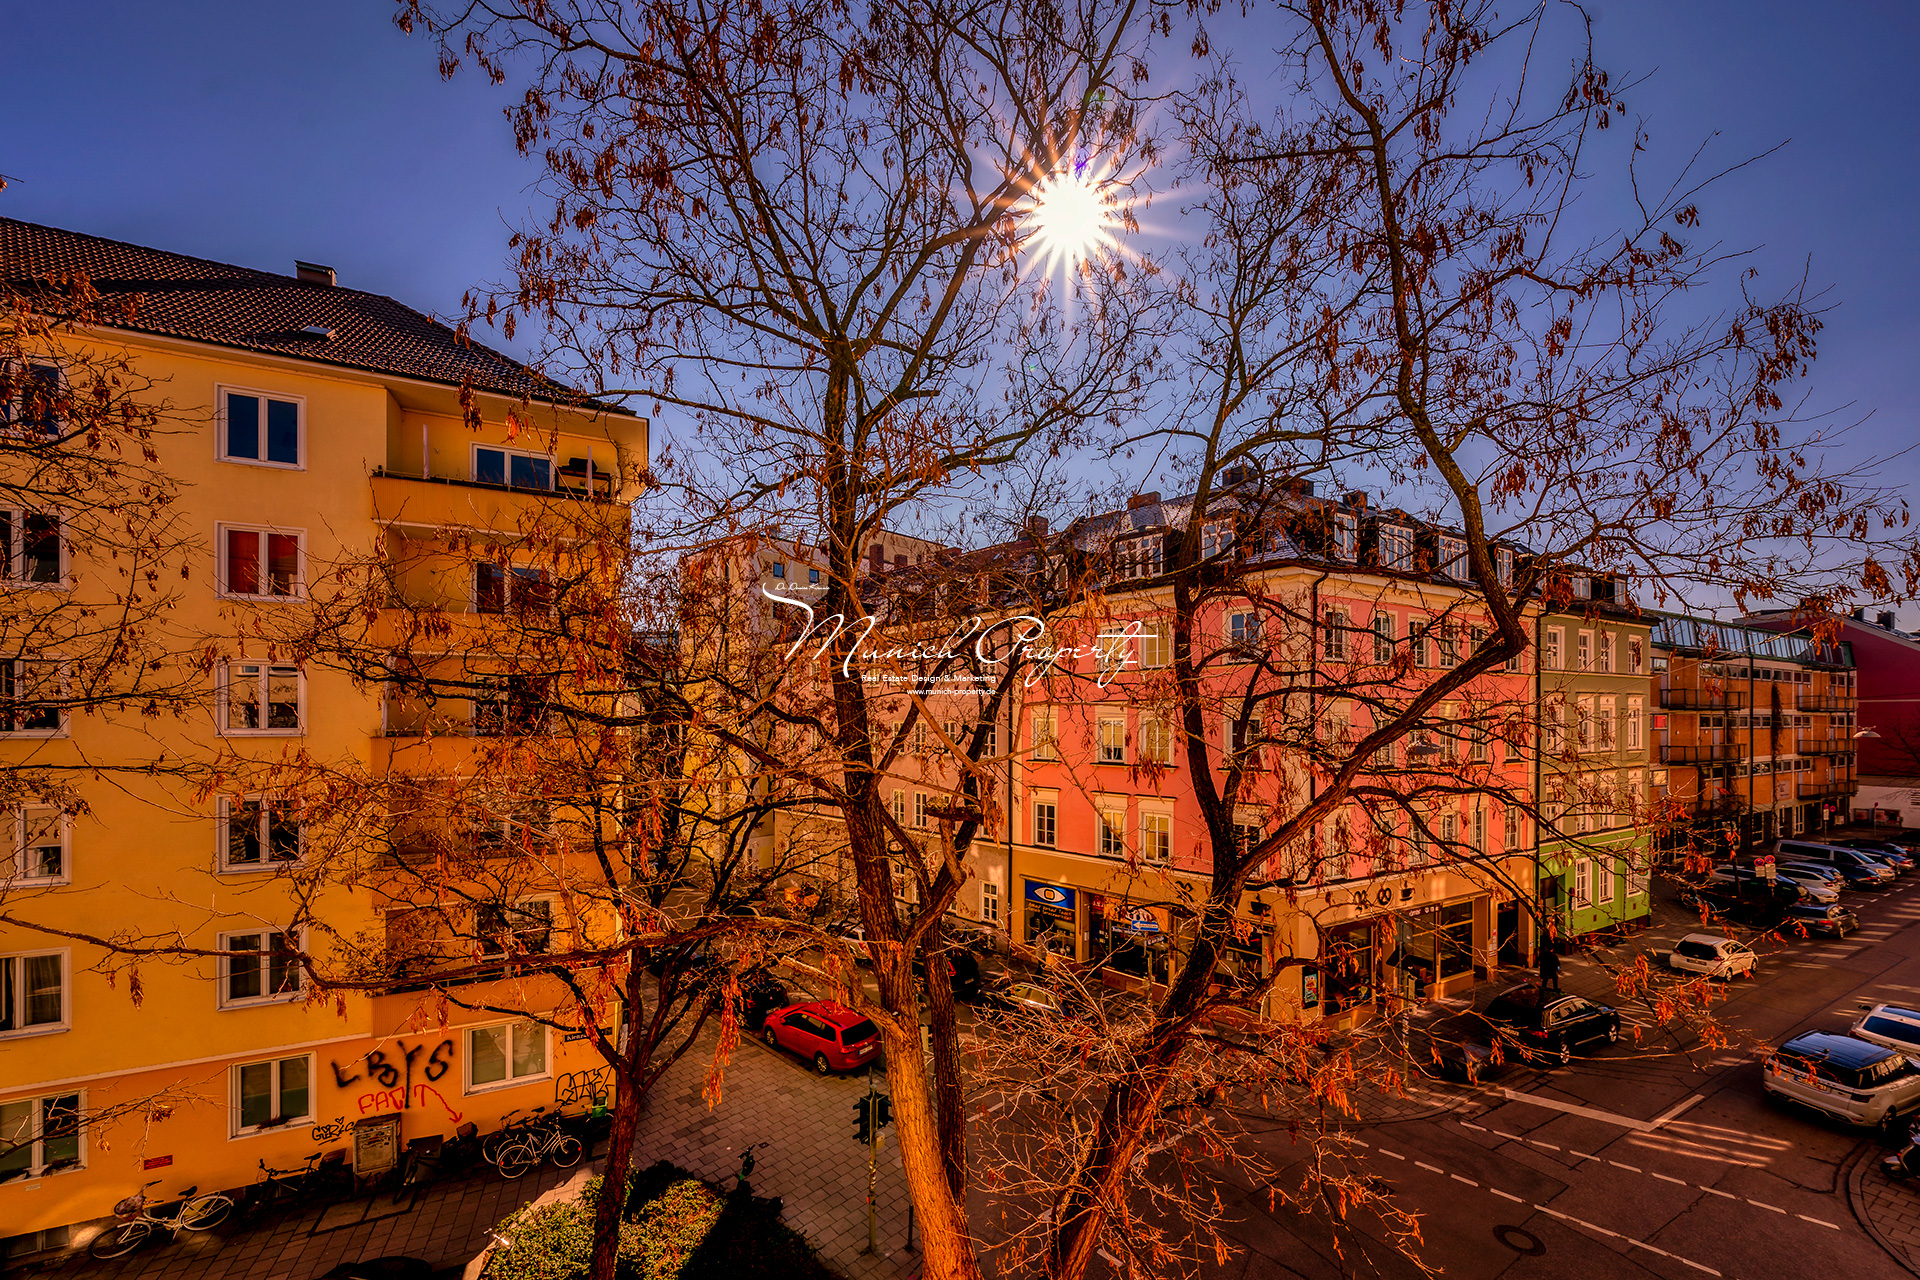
[{"x1": 1533, "y1": 608, "x2": 1545, "y2": 968}]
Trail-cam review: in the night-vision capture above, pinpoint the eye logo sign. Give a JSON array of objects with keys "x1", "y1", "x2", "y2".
[{"x1": 1033, "y1": 885, "x2": 1068, "y2": 906}]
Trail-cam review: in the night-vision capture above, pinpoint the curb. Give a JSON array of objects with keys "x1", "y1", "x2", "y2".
[{"x1": 1844, "y1": 1140, "x2": 1920, "y2": 1278}]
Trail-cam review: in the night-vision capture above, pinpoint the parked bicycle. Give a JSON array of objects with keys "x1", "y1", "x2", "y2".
[
  {"x1": 497, "y1": 1113, "x2": 584, "y2": 1179},
  {"x1": 480, "y1": 1107, "x2": 550, "y2": 1170},
  {"x1": 246, "y1": 1149, "x2": 348, "y2": 1213},
  {"x1": 88, "y1": 1181, "x2": 233, "y2": 1259}
]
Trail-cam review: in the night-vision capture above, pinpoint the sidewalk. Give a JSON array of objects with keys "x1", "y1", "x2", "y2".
[{"x1": 1846, "y1": 1142, "x2": 1920, "y2": 1275}]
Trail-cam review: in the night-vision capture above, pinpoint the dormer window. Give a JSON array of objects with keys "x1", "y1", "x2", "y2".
[
  {"x1": 1439, "y1": 536, "x2": 1467, "y2": 580},
  {"x1": 1496, "y1": 548, "x2": 1515, "y2": 585},
  {"x1": 1333, "y1": 514, "x2": 1357, "y2": 562},
  {"x1": 1113, "y1": 533, "x2": 1165, "y2": 581},
  {"x1": 1201, "y1": 520, "x2": 1235, "y2": 560},
  {"x1": 1376, "y1": 524, "x2": 1414, "y2": 572}
]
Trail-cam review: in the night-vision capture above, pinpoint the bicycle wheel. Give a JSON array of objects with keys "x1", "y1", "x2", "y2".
[
  {"x1": 497, "y1": 1142, "x2": 539, "y2": 1180},
  {"x1": 550, "y1": 1135, "x2": 584, "y2": 1169},
  {"x1": 89, "y1": 1222, "x2": 147, "y2": 1260},
  {"x1": 179, "y1": 1193, "x2": 233, "y2": 1230}
]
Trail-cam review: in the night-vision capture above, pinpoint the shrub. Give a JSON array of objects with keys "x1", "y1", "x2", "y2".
[{"x1": 484, "y1": 1164, "x2": 834, "y2": 1280}]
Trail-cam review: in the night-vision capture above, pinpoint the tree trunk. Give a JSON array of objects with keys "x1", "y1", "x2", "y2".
[{"x1": 587, "y1": 964, "x2": 648, "y2": 1280}]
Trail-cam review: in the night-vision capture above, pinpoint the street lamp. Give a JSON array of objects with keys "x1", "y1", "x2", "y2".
[{"x1": 1854, "y1": 727, "x2": 1882, "y2": 739}]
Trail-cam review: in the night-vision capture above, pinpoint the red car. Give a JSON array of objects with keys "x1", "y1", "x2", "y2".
[{"x1": 761, "y1": 1000, "x2": 882, "y2": 1074}]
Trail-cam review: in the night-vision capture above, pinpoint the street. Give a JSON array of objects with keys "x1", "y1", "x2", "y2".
[{"x1": 1199, "y1": 873, "x2": 1920, "y2": 1280}]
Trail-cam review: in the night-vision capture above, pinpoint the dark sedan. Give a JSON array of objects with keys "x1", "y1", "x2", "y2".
[
  {"x1": 1482, "y1": 986, "x2": 1622, "y2": 1067},
  {"x1": 1782, "y1": 900, "x2": 1859, "y2": 938},
  {"x1": 1844, "y1": 839, "x2": 1917, "y2": 873},
  {"x1": 1389, "y1": 1014, "x2": 1510, "y2": 1084}
]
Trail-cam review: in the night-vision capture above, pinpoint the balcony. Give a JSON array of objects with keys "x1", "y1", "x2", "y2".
[
  {"x1": 1796, "y1": 693, "x2": 1852, "y2": 712},
  {"x1": 1799, "y1": 740, "x2": 1858, "y2": 757},
  {"x1": 1660, "y1": 688, "x2": 1748, "y2": 711},
  {"x1": 1799, "y1": 782, "x2": 1854, "y2": 801},
  {"x1": 371, "y1": 469, "x2": 628, "y2": 535},
  {"x1": 1661, "y1": 743, "x2": 1736, "y2": 764}
]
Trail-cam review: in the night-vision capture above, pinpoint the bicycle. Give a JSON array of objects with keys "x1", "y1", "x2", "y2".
[
  {"x1": 88, "y1": 1180, "x2": 234, "y2": 1259},
  {"x1": 480, "y1": 1106, "x2": 549, "y2": 1169},
  {"x1": 497, "y1": 1114, "x2": 584, "y2": 1179},
  {"x1": 246, "y1": 1149, "x2": 347, "y2": 1213}
]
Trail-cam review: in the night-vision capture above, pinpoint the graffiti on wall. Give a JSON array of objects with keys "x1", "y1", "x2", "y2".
[
  {"x1": 554, "y1": 1067, "x2": 612, "y2": 1109},
  {"x1": 324, "y1": 1037, "x2": 464, "y2": 1126}
]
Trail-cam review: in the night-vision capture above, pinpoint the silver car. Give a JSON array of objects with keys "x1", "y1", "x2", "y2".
[{"x1": 1764, "y1": 1032, "x2": 1920, "y2": 1128}]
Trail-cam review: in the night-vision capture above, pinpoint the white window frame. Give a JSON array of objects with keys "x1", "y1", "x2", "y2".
[
  {"x1": 471, "y1": 443, "x2": 555, "y2": 491},
  {"x1": 474, "y1": 561, "x2": 554, "y2": 616},
  {"x1": 1141, "y1": 810, "x2": 1172, "y2": 864},
  {"x1": 1377, "y1": 525, "x2": 1414, "y2": 571},
  {"x1": 889, "y1": 789, "x2": 906, "y2": 826},
  {"x1": 0, "y1": 659, "x2": 65, "y2": 737},
  {"x1": 465, "y1": 1019, "x2": 550, "y2": 1094},
  {"x1": 230, "y1": 1054, "x2": 314, "y2": 1137},
  {"x1": 980, "y1": 879, "x2": 1000, "y2": 925},
  {"x1": 1323, "y1": 608, "x2": 1348, "y2": 661},
  {"x1": 1626, "y1": 696, "x2": 1644, "y2": 751},
  {"x1": 0, "y1": 1089, "x2": 85, "y2": 1182},
  {"x1": 1226, "y1": 609, "x2": 1261, "y2": 649},
  {"x1": 1577, "y1": 630, "x2": 1593, "y2": 672},
  {"x1": 1599, "y1": 631, "x2": 1615, "y2": 673},
  {"x1": 1031, "y1": 707, "x2": 1058, "y2": 761},
  {"x1": 216, "y1": 385, "x2": 306, "y2": 470},
  {"x1": 1097, "y1": 716, "x2": 1126, "y2": 764},
  {"x1": 1139, "y1": 714, "x2": 1173, "y2": 764},
  {"x1": 1, "y1": 358, "x2": 65, "y2": 438},
  {"x1": 1573, "y1": 859, "x2": 1592, "y2": 907},
  {"x1": 13, "y1": 807, "x2": 69, "y2": 885},
  {"x1": 1136, "y1": 620, "x2": 1171, "y2": 668},
  {"x1": 476, "y1": 898, "x2": 554, "y2": 960},
  {"x1": 217, "y1": 928, "x2": 303, "y2": 1010},
  {"x1": 1599, "y1": 695, "x2": 1617, "y2": 749},
  {"x1": 1543, "y1": 627, "x2": 1564, "y2": 671},
  {"x1": 1595, "y1": 860, "x2": 1617, "y2": 905},
  {"x1": 1098, "y1": 807, "x2": 1126, "y2": 858},
  {"x1": 0, "y1": 950, "x2": 68, "y2": 1038},
  {"x1": 219, "y1": 662, "x2": 305, "y2": 736},
  {"x1": 216, "y1": 523, "x2": 306, "y2": 600},
  {"x1": 217, "y1": 796, "x2": 304, "y2": 872},
  {"x1": 0, "y1": 507, "x2": 68, "y2": 587},
  {"x1": 913, "y1": 792, "x2": 930, "y2": 829},
  {"x1": 1032, "y1": 794, "x2": 1058, "y2": 848}
]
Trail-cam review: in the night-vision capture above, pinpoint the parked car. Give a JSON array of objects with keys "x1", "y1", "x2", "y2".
[
  {"x1": 1842, "y1": 839, "x2": 1918, "y2": 874},
  {"x1": 1782, "y1": 857, "x2": 1888, "y2": 891},
  {"x1": 1482, "y1": 986, "x2": 1622, "y2": 1067},
  {"x1": 761, "y1": 1000, "x2": 882, "y2": 1074},
  {"x1": 1853, "y1": 1005, "x2": 1920, "y2": 1057},
  {"x1": 1774, "y1": 840, "x2": 1897, "y2": 886},
  {"x1": 912, "y1": 946, "x2": 982, "y2": 1001},
  {"x1": 982, "y1": 978, "x2": 1065, "y2": 1016},
  {"x1": 1708, "y1": 864, "x2": 1820, "y2": 902},
  {"x1": 1667, "y1": 933, "x2": 1757, "y2": 979},
  {"x1": 1782, "y1": 901, "x2": 1859, "y2": 938},
  {"x1": 835, "y1": 925, "x2": 874, "y2": 965},
  {"x1": 1677, "y1": 880, "x2": 1794, "y2": 927},
  {"x1": 1770, "y1": 865, "x2": 1844, "y2": 902},
  {"x1": 1764, "y1": 1032, "x2": 1920, "y2": 1128},
  {"x1": 734, "y1": 972, "x2": 789, "y2": 1031}
]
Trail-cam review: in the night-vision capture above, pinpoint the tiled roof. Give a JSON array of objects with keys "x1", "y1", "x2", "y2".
[{"x1": 1, "y1": 217, "x2": 628, "y2": 411}]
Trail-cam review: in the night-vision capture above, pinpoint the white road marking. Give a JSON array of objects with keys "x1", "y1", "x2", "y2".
[
  {"x1": 1378, "y1": 1148, "x2": 1405, "y2": 1160},
  {"x1": 1681, "y1": 1259, "x2": 1723, "y2": 1275},
  {"x1": 1415, "y1": 1161, "x2": 1445, "y2": 1174},
  {"x1": 1498, "y1": 1087, "x2": 1666, "y2": 1131},
  {"x1": 1797, "y1": 1214, "x2": 1841, "y2": 1229},
  {"x1": 1747, "y1": 1198, "x2": 1786, "y2": 1214},
  {"x1": 1460, "y1": 1121, "x2": 1485, "y2": 1131},
  {"x1": 1490, "y1": 1129, "x2": 1522, "y2": 1141},
  {"x1": 1491, "y1": 1188, "x2": 1524, "y2": 1202},
  {"x1": 1652, "y1": 1172, "x2": 1689, "y2": 1185},
  {"x1": 1569, "y1": 1150, "x2": 1599, "y2": 1161},
  {"x1": 1451, "y1": 1174, "x2": 1478, "y2": 1186},
  {"x1": 1631, "y1": 1240, "x2": 1672, "y2": 1257},
  {"x1": 1701, "y1": 1186, "x2": 1737, "y2": 1198},
  {"x1": 1609, "y1": 1160, "x2": 1642, "y2": 1172}
]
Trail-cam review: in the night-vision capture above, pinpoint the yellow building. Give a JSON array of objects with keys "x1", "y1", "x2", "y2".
[{"x1": 0, "y1": 220, "x2": 646, "y2": 1257}]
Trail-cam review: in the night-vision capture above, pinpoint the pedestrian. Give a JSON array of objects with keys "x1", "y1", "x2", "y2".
[{"x1": 1539, "y1": 945, "x2": 1561, "y2": 992}]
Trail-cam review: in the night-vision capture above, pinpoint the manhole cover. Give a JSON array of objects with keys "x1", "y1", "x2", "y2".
[{"x1": 1493, "y1": 1224, "x2": 1545, "y2": 1256}]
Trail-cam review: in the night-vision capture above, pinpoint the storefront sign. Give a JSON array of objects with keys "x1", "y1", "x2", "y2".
[
  {"x1": 1117, "y1": 907, "x2": 1160, "y2": 933},
  {"x1": 142, "y1": 1155, "x2": 173, "y2": 1170},
  {"x1": 1024, "y1": 881, "x2": 1076, "y2": 917},
  {"x1": 1301, "y1": 970, "x2": 1319, "y2": 1009}
]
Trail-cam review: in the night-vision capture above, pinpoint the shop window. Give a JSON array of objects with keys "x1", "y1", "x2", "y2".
[
  {"x1": 1321, "y1": 921, "x2": 1375, "y2": 1014},
  {"x1": 220, "y1": 388, "x2": 303, "y2": 467},
  {"x1": 232, "y1": 1055, "x2": 311, "y2": 1134},
  {"x1": 468, "y1": 1019, "x2": 548, "y2": 1090},
  {"x1": 0, "y1": 1092, "x2": 80, "y2": 1184}
]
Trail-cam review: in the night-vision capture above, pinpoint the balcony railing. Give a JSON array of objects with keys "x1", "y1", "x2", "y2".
[
  {"x1": 1660, "y1": 688, "x2": 1749, "y2": 711},
  {"x1": 1661, "y1": 743, "x2": 1736, "y2": 764},
  {"x1": 1796, "y1": 694, "x2": 1852, "y2": 712},
  {"x1": 372, "y1": 465, "x2": 618, "y2": 501},
  {"x1": 1799, "y1": 740, "x2": 1858, "y2": 757},
  {"x1": 1798, "y1": 782, "x2": 1854, "y2": 801}
]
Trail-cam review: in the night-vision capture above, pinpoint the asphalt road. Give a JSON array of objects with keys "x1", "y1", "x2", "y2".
[{"x1": 1210, "y1": 876, "x2": 1920, "y2": 1280}]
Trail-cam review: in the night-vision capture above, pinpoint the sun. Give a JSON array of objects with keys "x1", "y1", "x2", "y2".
[{"x1": 1023, "y1": 166, "x2": 1120, "y2": 273}]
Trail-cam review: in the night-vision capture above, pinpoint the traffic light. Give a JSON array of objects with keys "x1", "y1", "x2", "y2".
[
  {"x1": 874, "y1": 1096, "x2": 892, "y2": 1130},
  {"x1": 853, "y1": 1097, "x2": 872, "y2": 1144}
]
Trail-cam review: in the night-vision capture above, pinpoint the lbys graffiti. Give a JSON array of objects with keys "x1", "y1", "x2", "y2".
[{"x1": 554, "y1": 1067, "x2": 613, "y2": 1109}]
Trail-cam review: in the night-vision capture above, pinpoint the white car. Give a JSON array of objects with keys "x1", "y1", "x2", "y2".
[{"x1": 1667, "y1": 933, "x2": 1756, "y2": 979}]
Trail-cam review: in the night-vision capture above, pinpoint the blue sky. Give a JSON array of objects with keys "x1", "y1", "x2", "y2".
[{"x1": 4, "y1": 0, "x2": 1916, "y2": 606}]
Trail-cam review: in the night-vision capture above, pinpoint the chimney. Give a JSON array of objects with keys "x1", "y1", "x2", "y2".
[
  {"x1": 1127, "y1": 491, "x2": 1161, "y2": 511},
  {"x1": 868, "y1": 543, "x2": 885, "y2": 572},
  {"x1": 1878, "y1": 611, "x2": 1897, "y2": 630},
  {"x1": 1342, "y1": 490, "x2": 1368, "y2": 510},
  {"x1": 1852, "y1": 606, "x2": 1867, "y2": 621},
  {"x1": 1025, "y1": 516, "x2": 1050, "y2": 539},
  {"x1": 295, "y1": 261, "x2": 337, "y2": 287}
]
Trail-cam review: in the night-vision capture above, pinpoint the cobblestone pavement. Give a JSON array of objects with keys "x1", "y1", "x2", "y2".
[
  {"x1": 1850, "y1": 1143, "x2": 1920, "y2": 1275},
  {"x1": 12, "y1": 1158, "x2": 584, "y2": 1280}
]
